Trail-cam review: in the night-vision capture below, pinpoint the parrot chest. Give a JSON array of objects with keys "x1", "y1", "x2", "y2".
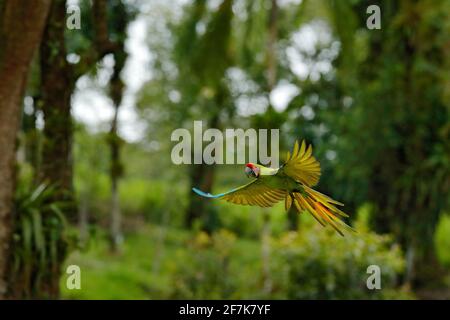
[{"x1": 259, "y1": 174, "x2": 300, "y2": 192}]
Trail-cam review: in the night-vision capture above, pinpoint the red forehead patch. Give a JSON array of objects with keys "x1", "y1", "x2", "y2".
[{"x1": 246, "y1": 163, "x2": 255, "y2": 168}]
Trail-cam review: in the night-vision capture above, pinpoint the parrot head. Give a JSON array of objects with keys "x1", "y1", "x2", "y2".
[{"x1": 245, "y1": 163, "x2": 260, "y2": 178}]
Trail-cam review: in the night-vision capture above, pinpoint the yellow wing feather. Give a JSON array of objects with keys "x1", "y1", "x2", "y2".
[
  {"x1": 291, "y1": 189, "x2": 354, "y2": 236},
  {"x1": 281, "y1": 140, "x2": 321, "y2": 187},
  {"x1": 222, "y1": 179, "x2": 286, "y2": 208}
]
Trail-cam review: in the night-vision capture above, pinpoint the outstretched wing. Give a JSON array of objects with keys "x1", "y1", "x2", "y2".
[
  {"x1": 193, "y1": 179, "x2": 286, "y2": 208},
  {"x1": 279, "y1": 140, "x2": 321, "y2": 187}
]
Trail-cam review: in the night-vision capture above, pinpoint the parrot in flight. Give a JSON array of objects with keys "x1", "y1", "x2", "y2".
[{"x1": 192, "y1": 140, "x2": 354, "y2": 236}]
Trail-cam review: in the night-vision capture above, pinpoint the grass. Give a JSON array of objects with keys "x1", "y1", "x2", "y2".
[
  {"x1": 60, "y1": 224, "x2": 262, "y2": 299},
  {"x1": 61, "y1": 225, "x2": 185, "y2": 299}
]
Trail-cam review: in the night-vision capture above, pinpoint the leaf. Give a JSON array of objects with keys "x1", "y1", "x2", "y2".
[
  {"x1": 49, "y1": 225, "x2": 59, "y2": 270},
  {"x1": 30, "y1": 183, "x2": 47, "y2": 203},
  {"x1": 50, "y1": 204, "x2": 68, "y2": 229},
  {"x1": 21, "y1": 216, "x2": 32, "y2": 261},
  {"x1": 31, "y1": 209, "x2": 44, "y2": 253}
]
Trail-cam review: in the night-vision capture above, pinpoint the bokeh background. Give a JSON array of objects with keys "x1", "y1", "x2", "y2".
[{"x1": 0, "y1": 0, "x2": 449, "y2": 299}]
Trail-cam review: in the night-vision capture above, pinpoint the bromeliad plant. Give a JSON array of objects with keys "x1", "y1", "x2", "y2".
[{"x1": 10, "y1": 182, "x2": 70, "y2": 298}]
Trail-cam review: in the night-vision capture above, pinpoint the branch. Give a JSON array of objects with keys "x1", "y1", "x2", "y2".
[{"x1": 74, "y1": 0, "x2": 119, "y2": 79}]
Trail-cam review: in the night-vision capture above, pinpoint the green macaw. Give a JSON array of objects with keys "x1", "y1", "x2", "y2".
[{"x1": 193, "y1": 140, "x2": 354, "y2": 236}]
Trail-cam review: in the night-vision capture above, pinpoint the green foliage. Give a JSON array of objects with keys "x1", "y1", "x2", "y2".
[
  {"x1": 11, "y1": 177, "x2": 73, "y2": 298},
  {"x1": 218, "y1": 201, "x2": 287, "y2": 239},
  {"x1": 61, "y1": 218, "x2": 418, "y2": 300},
  {"x1": 119, "y1": 179, "x2": 187, "y2": 227},
  {"x1": 274, "y1": 214, "x2": 411, "y2": 299},
  {"x1": 169, "y1": 229, "x2": 238, "y2": 299},
  {"x1": 435, "y1": 215, "x2": 450, "y2": 267}
]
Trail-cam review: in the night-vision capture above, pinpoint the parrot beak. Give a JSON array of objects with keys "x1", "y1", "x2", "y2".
[{"x1": 245, "y1": 166, "x2": 252, "y2": 177}]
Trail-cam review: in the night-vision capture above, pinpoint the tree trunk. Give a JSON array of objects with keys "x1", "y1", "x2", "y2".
[
  {"x1": 110, "y1": 174, "x2": 123, "y2": 252},
  {"x1": 261, "y1": 209, "x2": 272, "y2": 295},
  {"x1": 25, "y1": 0, "x2": 75, "y2": 298},
  {"x1": 109, "y1": 106, "x2": 123, "y2": 253},
  {"x1": 0, "y1": 0, "x2": 51, "y2": 299},
  {"x1": 152, "y1": 187, "x2": 173, "y2": 274},
  {"x1": 185, "y1": 113, "x2": 218, "y2": 230},
  {"x1": 107, "y1": 8, "x2": 128, "y2": 251},
  {"x1": 260, "y1": 0, "x2": 278, "y2": 295},
  {"x1": 39, "y1": 0, "x2": 77, "y2": 222},
  {"x1": 266, "y1": 0, "x2": 278, "y2": 91},
  {"x1": 39, "y1": 0, "x2": 119, "y2": 225},
  {"x1": 185, "y1": 162, "x2": 216, "y2": 228}
]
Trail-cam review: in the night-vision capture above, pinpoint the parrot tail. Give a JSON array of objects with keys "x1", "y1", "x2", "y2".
[{"x1": 286, "y1": 185, "x2": 355, "y2": 236}]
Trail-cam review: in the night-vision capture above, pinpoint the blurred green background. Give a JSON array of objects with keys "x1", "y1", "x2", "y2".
[{"x1": 5, "y1": 0, "x2": 450, "y2": 299}]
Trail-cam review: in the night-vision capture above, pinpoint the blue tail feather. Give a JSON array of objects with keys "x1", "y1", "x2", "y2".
[{"x1": 192, "y1": 187, "x2": 230, "y2": 198}]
